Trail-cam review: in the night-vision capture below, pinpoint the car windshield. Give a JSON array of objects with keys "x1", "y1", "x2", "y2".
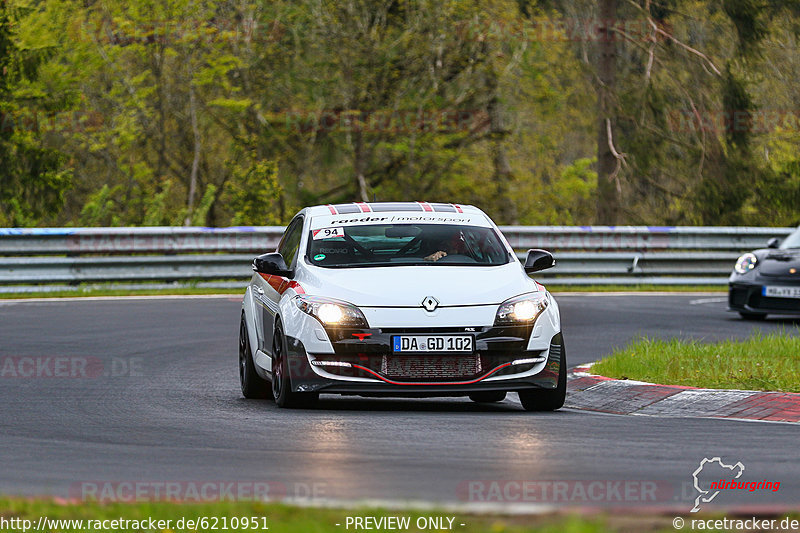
[
  {"x1": 780, "y1": 229, "x2": 800, "y2": 249},
  {"x1": 306, "y1": 224, "x2": 513, "y2": 268}
]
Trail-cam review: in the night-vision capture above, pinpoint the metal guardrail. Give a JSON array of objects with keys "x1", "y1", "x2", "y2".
[
  {"x1": 500, "y1": 226, "x2": 794, "y2": 252},
  {"x1": 0, "y1": 227, "x2": 285, "y2": 255},
  {"x1": 0, "y1": 226, "x2": 795, "y2": 291}
]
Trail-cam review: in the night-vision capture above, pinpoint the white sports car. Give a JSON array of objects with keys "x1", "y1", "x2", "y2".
[{"x1": 238, "y1": 202, "x2": 565, "y2": 411}]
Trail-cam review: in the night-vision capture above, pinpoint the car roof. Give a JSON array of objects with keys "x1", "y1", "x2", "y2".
[{"x1": 303, "y1": 202, "x2": 483, "y2": 217}]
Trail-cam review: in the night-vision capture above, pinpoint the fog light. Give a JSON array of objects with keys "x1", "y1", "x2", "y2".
[
  {"x1": 311, "y1": 360, "x2": 352, "y2": 367},
  {"x1": 511, "y1": 357, "x2": 546, "y2": 365}
]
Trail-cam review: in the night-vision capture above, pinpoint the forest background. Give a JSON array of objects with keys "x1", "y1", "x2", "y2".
[{"x1": 1, "y1": 0, "x2": 799, "y2": 228}]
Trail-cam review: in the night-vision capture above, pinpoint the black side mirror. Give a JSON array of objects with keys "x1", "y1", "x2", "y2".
[
  {"x1": 252, "y1": 252, "x2": 292, "y2": 277},
  {"x1": 524, "y1": 249, "x2": 555, "y2": 274},
  {"x1": 767, "y1": 237, "x2": 781, "y2": 249}
]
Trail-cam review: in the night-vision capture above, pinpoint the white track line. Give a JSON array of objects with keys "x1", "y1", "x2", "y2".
[
  {"x1": 689, "y1": 297, "x2": 728, "y2": 305},
  {"x1": 0, "y1": 294, "x2": 243, "y2": 305},
  {"x1": 554, "y1": 292, "x2": 723, "y2": 297}
]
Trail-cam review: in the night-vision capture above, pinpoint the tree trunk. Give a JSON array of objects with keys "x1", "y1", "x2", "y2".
[
  {"x1": 486, "y1": 70, "x2": 518, "y2": 225},
  {"x1": 353, "y1": 129, "x2": 369, "y2": 202},
  {"x1": 184, "y1": 83, "x2": 202, "y2": 226},
  {"x1": 488, "y1": 97, "x2": 517, "y2": 225},
  {"x1": 596, "y1": 0, "x2": 620, "y2": 224}
]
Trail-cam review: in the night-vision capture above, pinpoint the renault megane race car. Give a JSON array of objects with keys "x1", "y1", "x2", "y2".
[
  {"x1": 729, "y1": 225, "x2": 800, "y2": 320},
  {"x1": 238, "y1": 202, "x2": 565, "y2": 410}
]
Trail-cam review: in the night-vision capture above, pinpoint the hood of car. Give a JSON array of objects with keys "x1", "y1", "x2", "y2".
[
  {"x1": 299, "y1": 261, "x2": 540, "y2": 307},
  {"x1": 757, "y1": 248, "x2": 800, "y2": 276}
]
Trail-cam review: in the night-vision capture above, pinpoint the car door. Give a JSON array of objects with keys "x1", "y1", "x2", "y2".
[{"x1": 255, "y1": 215, "x2": 304, "y2": 354}]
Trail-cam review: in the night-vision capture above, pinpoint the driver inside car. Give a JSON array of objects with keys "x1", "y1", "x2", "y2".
[{"x1": 424, "y1": 230, "x2": 468, "y2": 262}]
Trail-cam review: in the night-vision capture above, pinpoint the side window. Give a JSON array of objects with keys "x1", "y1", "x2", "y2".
[{"x1": 277, "y1": 217, "x2": 304, "y2": 269}]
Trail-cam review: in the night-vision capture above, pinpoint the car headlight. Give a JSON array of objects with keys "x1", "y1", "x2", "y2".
[
  {"x1": 294, "y1": 295, "x2": 369, "y2": 328},
  {"x1": 734, "y1": 253, "x2": 758, "y2": 274},
  {"x1": 494, "y1": 292, "x2": 549, "y2": 326}
]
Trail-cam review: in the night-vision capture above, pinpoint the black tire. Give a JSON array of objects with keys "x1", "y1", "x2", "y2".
[
  {"x1": 519, "y1": 342, "x2": 566, "y2": 412},
  {"x1": 239, "y1": 314, "x2": 271, "y2": 399},
  {"x1": 272, "y1": 323, "x2": 318, "y2": 409},
  {"x1": 469, "y1": 391, "x2": 507, "y2": 403},
  {"x1": 739, "y1": 311, "x2": 767, "y2": 321}
]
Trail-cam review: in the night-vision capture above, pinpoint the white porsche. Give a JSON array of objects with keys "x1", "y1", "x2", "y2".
[{"x1": 239, "y1": 202, "x2": 565, "y2": 411}]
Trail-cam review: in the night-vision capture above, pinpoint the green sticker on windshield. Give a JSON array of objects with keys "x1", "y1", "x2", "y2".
[{"x1": 314, "y1": 254, "x2": 326, "y2": 261}]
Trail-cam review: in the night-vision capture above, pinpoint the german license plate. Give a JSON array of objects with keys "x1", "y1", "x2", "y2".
[
  {"x1": 763, "y1": 286, "x2": 800, "y2": 299},
  {"x1": 392, "y1": 335, "x2": 474, "y2": 353}
]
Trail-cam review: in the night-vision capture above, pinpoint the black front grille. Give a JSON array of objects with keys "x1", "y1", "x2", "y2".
[
  {"x1": 760, "y1": 273, "x2": 800, "y2": 282},
  {"x1": 381, "y1": 355, "x2": 481, "y2": 380},
  {"x1": 730, "y1": 287, "x2": 748, "y2": 307},
  {"x1": 751, "y1": 294, "x2": 800, "y2": 311}
]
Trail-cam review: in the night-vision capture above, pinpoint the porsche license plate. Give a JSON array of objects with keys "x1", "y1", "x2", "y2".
[
  {"x1": 763, "y1": 286, "x2": 800, "y2": 299},
  {"x1": 392, "y1": 335, "x2": 474, "y2": 353}
]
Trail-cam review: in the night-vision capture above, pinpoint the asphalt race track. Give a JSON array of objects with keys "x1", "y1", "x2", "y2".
[{"x1": 1, "y1": 294, "x2": 798, "y2": 510}]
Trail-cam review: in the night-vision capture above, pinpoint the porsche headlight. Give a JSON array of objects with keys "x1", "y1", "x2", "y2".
[
  {"x1": 294, "y1": 296, "x2": 369, "y2": 327},
  {"x1": 734, "y1": 253, "x2": 758, "y2": 274},
  {"x1": 495, "y1": 292, "x2": 549, "y2": 326}
]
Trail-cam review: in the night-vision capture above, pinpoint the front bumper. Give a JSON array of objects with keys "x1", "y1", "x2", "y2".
[
  {"x1": 728, "y1": 281, "x2": 800, "y2": 315},
  {"x1": 284, "y1": 328, "x2": 564, "y2": 395}
]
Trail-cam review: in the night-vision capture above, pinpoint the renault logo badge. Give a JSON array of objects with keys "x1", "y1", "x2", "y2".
[{"x1": 421, "y1": 296, "x2": 439, "y2": 312}]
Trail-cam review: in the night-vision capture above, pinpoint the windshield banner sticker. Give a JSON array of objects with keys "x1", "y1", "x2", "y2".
[{"x1": 311, "y1": 215, "x2": 477, "y2": 229}]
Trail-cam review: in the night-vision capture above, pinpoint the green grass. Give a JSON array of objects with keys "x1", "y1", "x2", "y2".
[
  {"x1": 0, "y1": 498, "x2": 684, "y2": 533},
  {"x1": 0, "y1": 283, "x2": 728, "y2": 300},
  {"x1": 547, "y1": 284, "x2": 726, "y2": 293},
  {"x1": 591, "y1": 332, "x2": 800, "y2": 392},
  {"x1": 0, "y1": 287, "x2": 242, "y2": 299},
  {"x1": 0, "y1": 284, "x2": 726, "y2": 300}
]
